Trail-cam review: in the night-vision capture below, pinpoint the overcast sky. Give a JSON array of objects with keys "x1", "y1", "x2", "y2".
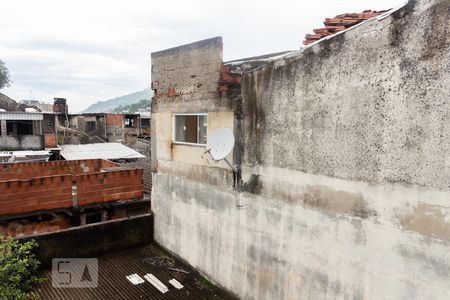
[{"x1": 0, "y1": 0, "x2": 405, "y2": 112}]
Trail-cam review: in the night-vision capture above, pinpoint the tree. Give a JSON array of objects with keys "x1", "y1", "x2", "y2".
[
  {"x1": 0, "y1": 60, "x2": 11, "y2": 90},
  {"x1": 0, "y1": 235, "x2": 44, "y2": 300}
]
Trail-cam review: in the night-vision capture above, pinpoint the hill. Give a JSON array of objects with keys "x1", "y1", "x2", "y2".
[
  {"x1": 82, "y1": 88, "x2": 151, "y2": 113},
  {"x1": 112, "y1": 99, "x2": 150, "y2": 114}
]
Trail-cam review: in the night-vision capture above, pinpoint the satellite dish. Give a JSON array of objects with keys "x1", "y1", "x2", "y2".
[{"x1": 207, "y1": 128, "x2": 235, "y2": 161}]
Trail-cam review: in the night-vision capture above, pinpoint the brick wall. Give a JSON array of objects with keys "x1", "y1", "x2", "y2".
[
  {"x1": 106, "y1": 114, "x2": 124, "y2": 126},
  {"x1": 0, "y1": 217, "x2": 70, "y2": 237},
  {"x1": 0, "y1": 175, "x2": 73, "y2": 216},
  {"x1": 0, "y1": 159, "x2": 118, "y2": 181},
  {"x1": 76, "y1": 169, "x2": 144, "y2": 206},
  {"x1": 0, "y1": 159, "x2": 143, "y2": 217},
  {"x1": 44, "y1": 133, "x2": 57, "y2": 148}
]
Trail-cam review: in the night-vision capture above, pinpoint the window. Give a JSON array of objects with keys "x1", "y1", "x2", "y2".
[
  {"x1": 6, "y1": 120, "x2": 33, "y2": 135},
  {"x1": 173, "y1": 113, "x2": 207, "y2": 145},
  {"x1": 85, "y1": 121, "x2": 96, "y2": 133},
  {"x1": 125, "y1": 115, "x2": 137, "y2": 128}
]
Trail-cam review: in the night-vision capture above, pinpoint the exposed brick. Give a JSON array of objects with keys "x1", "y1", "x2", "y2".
[
  {"x1": 0, "y1": 159, "x2": 143, "y2": 216},
  {"x1": 44, "y1": 134, "x2": 57, "y2": 148}
]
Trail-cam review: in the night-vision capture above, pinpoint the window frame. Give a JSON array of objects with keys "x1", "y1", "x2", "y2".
[
  {"x1": 172, "y1": 112, "x2": 208, "y2": 147},
  {"x1": 85, "y1": 121, "x2": 97, "y2": 133}
]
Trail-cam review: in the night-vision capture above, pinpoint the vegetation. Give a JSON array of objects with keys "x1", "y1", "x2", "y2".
[
  {"x1": 0, "y1": 235, "x2": 44, "y2": 300},
  {"x1": 0, "y1": 60, "x2": 11, "y2": 90},
  {"x1": 112, "y1": 99, "x2": 150, "y2": 114}
]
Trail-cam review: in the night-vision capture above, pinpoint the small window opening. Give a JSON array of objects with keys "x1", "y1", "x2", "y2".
[{"x1": 173, "y1": 114, "x2": 207, "y2": 145}]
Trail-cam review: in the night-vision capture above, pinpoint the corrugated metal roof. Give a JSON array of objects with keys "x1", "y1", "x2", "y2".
[
  {"x1": 60, "y1": 143, "x2": 145, "y2": 161},
  {"x1": 0, "y1": 150, "x2": 50, "y2": 157},
  {"x1": 0, "y1": 111, "x2": 44, "y2": 120},
  {"x1": 38, "y1": 244, "x2": 236, "y2": 300},
  {"x1": 0, "y1": 151, "x2": 50, "y2": 163}
]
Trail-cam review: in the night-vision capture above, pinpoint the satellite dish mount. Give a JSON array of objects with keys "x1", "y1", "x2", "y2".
[{"x1": 204, "y1": 128, "x2": 239, "y2": 172}]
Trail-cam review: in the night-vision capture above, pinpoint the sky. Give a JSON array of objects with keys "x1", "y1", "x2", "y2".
[{"x1": 0, "y1": 0, "x2": 405, "y2": 112}]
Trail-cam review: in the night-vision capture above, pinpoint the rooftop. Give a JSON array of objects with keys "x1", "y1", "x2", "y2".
[
  {"x1": 38, "y1": 244, "x2": 236, "y2": 300},
  {"x1": 303, "y1": 9, "x2": 391, "y2": 45},
  {"x1": 60, "y1": 143, "x2": 146, "y2": 161},
  {"x1": 0, "y1": 111, "x2": 44, "y2": 120}
]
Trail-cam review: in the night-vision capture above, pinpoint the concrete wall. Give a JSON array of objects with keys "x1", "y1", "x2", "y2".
[
  {"x1": 0, "y1": 135, "x2": 43, "y2": 150},
  {"x1": 152, "y1": 1, "x2": 450, "y2": 299},
  {"x1": 151, "y1": 37, "x2": 237, "y2": 172},
  {"x1": 19, "y1": 214, "x2": 153, "y2": 267}
]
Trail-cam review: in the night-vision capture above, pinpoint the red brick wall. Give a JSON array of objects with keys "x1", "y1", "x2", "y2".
[
  {"x1": 44, "y1": 134, "x2": 57, "y2": 148},
  {"x1": 0, "y1": 217, "x2": 70, "y2": 237},
  {"x1": 0, "y1": 159, "x2": 118, "y2": 181},
  {"x1": 76, "y1": 169, "x2": 144, "y2": 206},
  {"x1": 106, "y1": 114, "x2": 124, "y2": 126},
  {"x1": 0, "y1": 175, "x2": 73, "y2": 216},
  {"x1": 0, "y1": 160, "x2": 143, "y2": 216}
]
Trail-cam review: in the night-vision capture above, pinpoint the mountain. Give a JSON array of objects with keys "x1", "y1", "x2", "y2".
[
  {"x1": 82, "y1": 88, "x2": 152, "y2": 113},
  {"x1": 112, "y1": 99, "x2": 150, "y2": 114}
]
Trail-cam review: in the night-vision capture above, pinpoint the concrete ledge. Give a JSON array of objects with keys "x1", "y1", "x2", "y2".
[{"x1": 18, "y1": 214, "x2": 153, "y2": 266}]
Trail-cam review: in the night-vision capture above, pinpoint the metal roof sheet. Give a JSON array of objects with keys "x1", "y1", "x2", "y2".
[
  {"x1": 0, "y1": 111, "x2": 44, "y2": 120},
  {"x1": 38, "y1": 244, "x2": 236, "y2": 300},
  {"x1": 0, "y1": 150, "x2": 51, "y2": 157},
  {"x1": 60, "y1": 143, "x2": 145, "y2": 160},
  {"x1": 0, "y1": 150, "x2": 51, "y2": 163}
]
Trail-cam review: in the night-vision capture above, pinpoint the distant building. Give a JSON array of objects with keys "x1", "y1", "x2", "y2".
[
  {"x1": 1, "y1": 94, "x2": 151, "y2": 157},
  {"x1": 57, "y1": 112, "x2": 142, "y2": 144},
  {"x1": 19, "y1": 99, "x2": 54, "y2": 113},
  {"x1": 0, "y1": 111, "x2": 57, "y2": 151}
]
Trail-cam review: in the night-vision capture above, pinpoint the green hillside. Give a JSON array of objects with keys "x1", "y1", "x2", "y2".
[{"x1": 82, "y1": 88, "x2": 151, "y2": 113}]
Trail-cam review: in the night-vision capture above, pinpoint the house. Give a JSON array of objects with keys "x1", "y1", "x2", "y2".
[
  {"x1": 150, "y1": 0, "x2": 450, "y2": 299},
  {"x1": 0, "y1": 111, "x2": 57, "y2": 151},
  {"x1": 138, "y1": 108, "x2": 151, "y2": 137},
  {"x1": 56, "y1": 112, "x2": 143, "y2": 145},
  {"x1": 0, "y1": 95, "x2": 59, "y2": 152}
]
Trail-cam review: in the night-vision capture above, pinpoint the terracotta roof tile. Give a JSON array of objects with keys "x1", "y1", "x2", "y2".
[{"x1": 303, "y1": 9, "x2": 390, "y2": 45}]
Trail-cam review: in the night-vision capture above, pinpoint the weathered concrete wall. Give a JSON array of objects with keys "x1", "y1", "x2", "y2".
[
  {"x1": 155, "y1": 111, "x2": 234, "y2": 168},
  {"x1": 0, "y1": 135, "x2": 43, "y2": 150},
  {"x1": 243, "y1": 0, "x2": 450, "y2": 189},
  {"x1": 152, "y1": 1, "x2": 450, "y2": 298},
  {"x1": 19, "y1": 214, "x2": 153, "y2": 267},
  {"x1": 151, "y1": 37, "x2": 237, "y2": 172},
  {"x1": 151, "y1": 36, "x2": 223, "y2": 99},
  {"x1": 153, "y1": 172, "x2": 450, "y2": 299}
]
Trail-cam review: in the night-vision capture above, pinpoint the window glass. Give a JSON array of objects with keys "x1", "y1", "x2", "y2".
[
  {"x1": 174, "y1": 114, "x2": 207, "y2": 145},
  {"x1": 198, "y1": 115, "x2": 207, "y2": 145}
]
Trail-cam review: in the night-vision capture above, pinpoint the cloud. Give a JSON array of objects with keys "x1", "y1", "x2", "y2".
[{"x1": 0, "y1": 0, "x2": 405, "y2": 112}]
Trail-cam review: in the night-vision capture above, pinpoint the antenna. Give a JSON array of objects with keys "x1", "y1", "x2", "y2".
[{"x1": 204, "y1": 128, "x2": 237, "y2": 171}]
